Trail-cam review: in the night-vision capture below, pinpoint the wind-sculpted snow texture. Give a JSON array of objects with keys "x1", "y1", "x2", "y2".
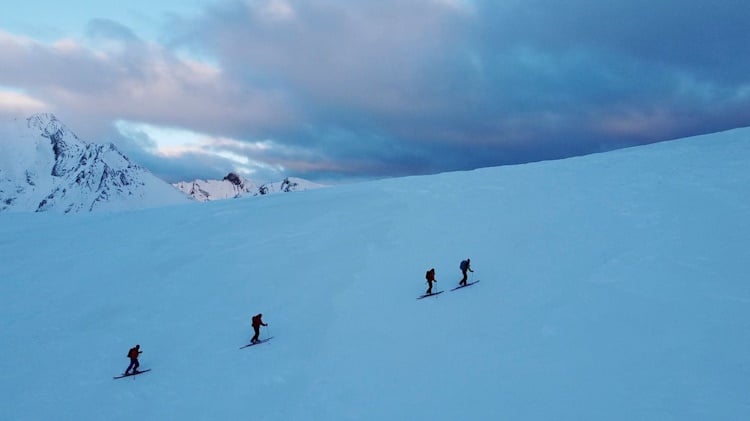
[
  {"x1": 0, "y1": 114, "x2": 189, "y2": 213},
  {"x1": 1, "y1": 128, "x2": 749, "y2": 420}
]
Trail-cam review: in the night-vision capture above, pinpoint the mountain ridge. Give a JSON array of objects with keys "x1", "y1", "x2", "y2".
[
  {"x1": 172, "y1": 173, "x2": 326, "y2": 202},
  {"x1": 0, "y1": 113, "x2": 189, "y2": 213}
]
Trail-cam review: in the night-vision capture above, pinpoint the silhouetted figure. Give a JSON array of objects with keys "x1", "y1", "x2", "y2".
[
  {"x1": 425, "y1": 268, "x2": 437, "y2": 295},
  {"x1": 251, "y1": 313, "x2": 268, "y2": 344},
  {"x1": 459, "y1": 258, "x2": 474, "y2": 286},
  {"x1": 124, "y1": 344, "x2": 142, "y2": 375}
]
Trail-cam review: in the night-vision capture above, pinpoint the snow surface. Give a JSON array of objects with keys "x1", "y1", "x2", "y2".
[{"x1": 1, "y1": 128, "x2": 749, "y2": 420}]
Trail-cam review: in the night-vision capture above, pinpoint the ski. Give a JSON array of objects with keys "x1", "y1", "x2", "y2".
[
  {"x1": 113, "y1": 369, "x2": 151, "y2": 379},
  {"x1": 450, "y1": 280, "x2": 480, "y2": 291},
  {"x1": 240, "y1": 337, "x2": 274, "y2": 349},
  {"x1": 417, "y1": 291, "x2": 444, "y2": 300}
]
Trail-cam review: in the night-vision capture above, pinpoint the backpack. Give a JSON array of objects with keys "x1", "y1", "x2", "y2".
[{"x1": 460, "y1": 260, "x2": 468, "y2": 271}]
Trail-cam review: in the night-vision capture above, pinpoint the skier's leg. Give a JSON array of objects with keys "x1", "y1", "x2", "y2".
[
  {"x1": 252, "y1": 326, "x2": 260, "y2": 343},
  {"x1": 126, "y1": 359, "x2": 136, "y2": 374}
]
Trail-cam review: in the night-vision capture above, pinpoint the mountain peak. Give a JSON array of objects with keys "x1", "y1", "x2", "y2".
[
  {"x1": 1, "y1": 114, "x2": 189, "y2": 213},
  {"x1": 26, "y1": 113, "x2": 67, "y2": 137},
  {"x1": 223, "y1": 172, "x2": 243, "y2": 186}
]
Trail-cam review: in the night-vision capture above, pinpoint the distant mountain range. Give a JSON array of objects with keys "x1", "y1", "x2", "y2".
[
  {"x1": 172, "y1": 174, "x2": 326, "y2": 202},
  {"x1": 0, "y1": 113, "x2": 325, "y2": 213},
  {"x1": 0, "y1": 113, "x2": 189, "y2": 213}
]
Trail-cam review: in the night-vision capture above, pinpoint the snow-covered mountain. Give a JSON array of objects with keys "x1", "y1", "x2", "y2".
[
  {"x1": 173, "y1": 173, "x2": 326, "y2": 202},
  {"x1": 0, "y1": 113, "x2": 189, "y2": 213},
  {"x1": 258, "y1": 176, "x2": 326, "y2": 195}
]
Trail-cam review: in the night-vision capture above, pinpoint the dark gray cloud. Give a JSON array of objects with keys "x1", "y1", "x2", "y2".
[
  {"x1": 164, "y1": 0, "x2": 750, "y2": 179},
  {"x1": 2, "y1": 0, "x2": 750, "y2": 183},
  {"x1": 477, "y1": 0, "x2": 750, "y2": 82}
]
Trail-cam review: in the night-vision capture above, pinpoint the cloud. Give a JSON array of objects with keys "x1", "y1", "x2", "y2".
[
  {"x1": 2, "y1": 1, "x2": 750, "y2": 183},
  {"x1": 113, "y1": 120, "x2": 291, "y2": 182},
  {"x1": 0, "y1": 88, "x2": 48, "y2": 115},
  {"x1": 167, "y1": 0, "x2": 750, "y2": 167},
  {"x1": 479, "y1": 0, "x2": 750, "y2": 82},
  {"x1": 0, "y1": 27, "x2": 296, "y2": 138},
  {"x1": 86, "y1": 19, "x2": 140, "y2": 42},
  {"x1": 254, "y1": 0, "x2": 297, "y2": 21}
]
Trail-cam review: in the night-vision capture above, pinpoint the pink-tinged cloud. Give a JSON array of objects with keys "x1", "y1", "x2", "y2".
[
  {"x1": 0, "y1": 90, "x2": 48, "y2": 115},
  {"x1": 0, "y1": 27, "x2": 297, "y2": 140}
]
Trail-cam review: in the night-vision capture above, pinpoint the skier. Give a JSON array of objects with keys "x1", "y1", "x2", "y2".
[
  {"x1": 124, "y1": 344, "x2": 142, "y2": 375},
  {"x1": 425, "y1": 268, "x2": 437, "y2": 295},
  {"x1": 459, "y1": 258, "x2": 474, "y2": 286},
  {"x1": 251, "y1": 313, "x2": 268, "y2": 344}
]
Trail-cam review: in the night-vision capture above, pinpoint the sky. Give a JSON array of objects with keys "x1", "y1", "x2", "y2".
[
  {"x1": 2, "y1": 0, "x2": 750, "y2": 183},
  {"x1": 1, "y1": 127, "x2": 749, "y2": 419}
]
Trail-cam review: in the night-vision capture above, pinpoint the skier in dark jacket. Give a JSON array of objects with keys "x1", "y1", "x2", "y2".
[
  {"x1": 251, "y1": 313, "x2": 268, "y2": 344},
  {"x1": 459, "y1": 258, "x2": 474, "y2": 286},
  {"x1": 425, "y1": 268, "x2": 437, "y2": 295},
  {"x1": 124, "y1": 344, "x2": 142, "y2": 375}
]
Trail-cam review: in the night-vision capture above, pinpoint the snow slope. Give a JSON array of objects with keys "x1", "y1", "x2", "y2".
[
  {"x1": 0, "y1": 128, "x2": 748, "y2": 420},
  {"x1": 0, "y1": 114, "x2": 189, "y2": 213}
]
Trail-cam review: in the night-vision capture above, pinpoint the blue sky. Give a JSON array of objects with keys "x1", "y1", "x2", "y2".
[
  {"x1": 2, "y1": 0, "x2": 750, "y2": 183},
  {"x1": 0, "y1": 1, "x2": 206, "y2": 41}
]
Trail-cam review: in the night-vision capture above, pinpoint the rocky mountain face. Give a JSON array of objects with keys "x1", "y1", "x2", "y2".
[
  {"x1": 0, "y1": 113, "x2": 189, "y2": 213},
  {"x1": 173, "y1": 173, "x2": 326, "y2": 202}
]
